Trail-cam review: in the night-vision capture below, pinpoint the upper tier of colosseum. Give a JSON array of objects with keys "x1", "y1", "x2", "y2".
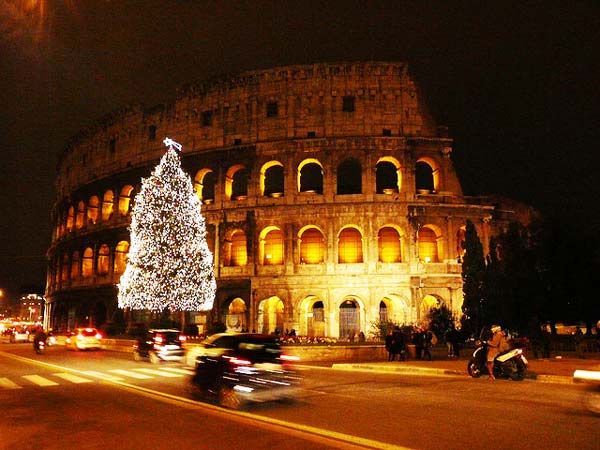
[{"x1": 56, "y1": 62, "x2": 445, "y2": 197}]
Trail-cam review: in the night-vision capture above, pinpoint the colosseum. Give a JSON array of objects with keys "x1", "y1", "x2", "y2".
[{"x1": 45, "y1": 61, "x2": 530, "y2": 338}]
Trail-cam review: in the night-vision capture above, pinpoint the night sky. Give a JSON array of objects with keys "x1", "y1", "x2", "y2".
[{"x1": 0, "y1": 1, "x2": 598, "y2": 303}]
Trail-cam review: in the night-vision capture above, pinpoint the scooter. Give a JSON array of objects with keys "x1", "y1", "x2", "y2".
[
  {"x1": 467, "y1": 341, "x2": 528, "y2": 380},
  {"x1": 573, "y1": 369, "x2": 600, "y2": 414}
]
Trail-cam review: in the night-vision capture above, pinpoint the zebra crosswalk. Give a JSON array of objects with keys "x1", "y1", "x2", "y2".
[{"x1": 0, "y1": 366, "x2": 195, "y2": 390}]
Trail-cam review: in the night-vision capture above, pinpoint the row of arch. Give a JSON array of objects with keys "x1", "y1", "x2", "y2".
[
  {"x1": 223, "y1": 224, "x2": 449, "y2": 266},
  {"x1": 53, "y1": 156, "x2": 442, "y2": 242},
  {"x1": 224, "y1": 293, "x2": 444, "y2": 337},
  {"x1": 52, "y1": 241, "x2": 130, "y2": 286},
  {"x1": 50, "y1": 222, "x2": 467, "y2": 289},
  {"x1": 195, "y1": 156, "x2": 440, "y2": 202}
]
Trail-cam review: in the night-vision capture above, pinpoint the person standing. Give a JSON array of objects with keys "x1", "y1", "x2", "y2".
[
  {"x1": 385, "y1": 330, "x2": 395, "y2": 361},
  {"x1": 413, "y1": 326, "x2": 424, "y2": 360},
  {"x1": 422, "y1": 328, "x2": 433, "y2": 361}
]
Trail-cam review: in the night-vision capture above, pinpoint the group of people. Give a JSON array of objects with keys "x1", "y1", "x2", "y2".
[{"x1": 385, "y1": 326, "x2": 436, "y2": 361}]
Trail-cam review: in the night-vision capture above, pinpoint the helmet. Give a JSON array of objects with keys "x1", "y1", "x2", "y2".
[{"x1": 491, "y1": 325, "x2": 502, "y2": 333}]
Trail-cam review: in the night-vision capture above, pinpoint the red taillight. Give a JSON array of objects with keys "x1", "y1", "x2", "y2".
[
  {"x1": 179, "y1": 335, "x2": 186, "y2": 342},
  {"x1": 515, "y1": 349, "x2": 523, "y2": 355},
  {"x1": 154, "y1": 335, "x2": 164, "y2": 344},
  {"x1": 95, "y1": 333, "x2": 102, "y2": 340}
]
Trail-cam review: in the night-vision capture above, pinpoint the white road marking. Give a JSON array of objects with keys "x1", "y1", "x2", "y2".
[
  {"x1": 53, "y1": 373, "x2": 93, "y2": 384},
  {"x1": 108, "y1": 369, "x2": 153, "y2": 379},
  {"x1": 81, "y1": 370, "x2": 125, "y2": 381},
  {"x1": 22, "y1": 375, "x2": 59, "y2": 386},
  {"x1": 0, "y1": 377, "x2": 22, "y2": 389},
  {"x1": 133, "y1": 368, "x2": 183, "y2": 378},
  {"x1": 159, "y1": 367, "x2": 195, "y2": 375}
]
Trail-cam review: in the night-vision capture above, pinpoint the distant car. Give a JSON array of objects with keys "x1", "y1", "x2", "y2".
[
  {"x1": 10, "y1": 327, "x2": 30, "y2": 343},
  {"x1": 133, "y1": 329, "x2": 186, "y2": 364},
  {"x1": 66, "y1": 327, "x2": 102, "y2": 350},
  {"x1": 190, "y1": 333, "x2": 302, "y2": 409}
]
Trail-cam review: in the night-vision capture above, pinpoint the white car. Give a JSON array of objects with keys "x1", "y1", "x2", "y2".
[
  {"x1": 10, "y1": 328, "x2": 30, "y2": 343},
  {"x1": 66, "y1": 327, "x2": 102, "y2": 350}
]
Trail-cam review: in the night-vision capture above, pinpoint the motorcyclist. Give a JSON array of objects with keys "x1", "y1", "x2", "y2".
[
  {"x1": 33, "y1": 325, "x2": 47, "y2": 352},
  {"x1": 486, "y1": 324, "x2": 507, "y2": 380}
]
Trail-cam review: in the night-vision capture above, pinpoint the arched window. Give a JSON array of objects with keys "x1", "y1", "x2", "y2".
[
  {"x1": 379, "y1": 301, "x2": 388, "y2": 322},
  {"x1": 226, "y1": 298, "x2": 247, "y2": 331},
  {"x1": 66, "y1": 206, "x2": 75, "y2": 232},
  {"x1": 378, "y1": 227, "x2": 402, "y2": 263},
  {"x1": 118, "y1": 185, "x2": 134, "y2": 216},
  {"x1": 102, "y1": 190, "x2": 114, "y2": 222},
  {"x1": 337, "y1": 159, "x2": 362, "y2": 195},
  {"x1": 224, "y1": 230, "x2": 247, "y2": 266},
  {"x1": 71, "y1": 251, "x2": 80, "y2": 279},
  {"x1": 194, "y1": 169, "x2": 216, "y2": 204},
  {"x1": 261, "y1": 228, "x2": 284, "y2": 265},
  {"x1": 338, "y1": 227, "x2": 363, "y2": 263},
  {"x1": 61, "y1": 254, "x2": 70, "y2": 282},
  {"x1": 97, "y1": 244, "x2": 110, "y2": 275},
  {"x1": 261, "y1": 161, "x2": 284, "y2": 197},
  {"x1": 298, "y1": 160, "x2": 323, "y2": 193},
  {"x1": 82, "y1": 247, "x2": 94, "y2": 278},
  {"x1": 456, "y1": 227, "x2": 466, "y2": 262},
  {"x1": 339, "y1": 299, "x2": 359, "y2": 339},
  {"x1": 225, "y1": 165, "x2": 248, "y2": 200},
  {"x1": 114, "y1": 241, "x2": 129, "y2": 275},
  {"x1": 308, "y1": 300, "x2": 325, "y2": 337},
  {"x1": 75, "y1": 201, "x2": 85, "y2": 229},
  {"x1": 418, "y1": 227, "x2": 439, "y2": 262},
  {"x1": 416, "y1": 161, "x2": 435, "y2": 192},
  {"x1": 375, "y1": 159, "x2": 400, "y2": 194},
  {"x1": 299, "y1": 227, "x2": 325, "y2": 264},
  {"x1": 87, "y1": 195, "x2": 99, "y2": 224}
]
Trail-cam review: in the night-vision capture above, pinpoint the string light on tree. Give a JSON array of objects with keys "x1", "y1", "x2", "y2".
[{"x1": 117, "y1": 138, "x2": 216, "y2": 312}]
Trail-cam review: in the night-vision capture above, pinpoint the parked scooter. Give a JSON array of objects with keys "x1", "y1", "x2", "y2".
[
  {"x1": 467, "y1": 341, "x2": 528, "y2": 380},
  {"x1": 573, "y1": 369, "x2": 600, "y2": 414}
]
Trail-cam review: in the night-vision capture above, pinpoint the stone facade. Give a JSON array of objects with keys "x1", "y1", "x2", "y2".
[{"x1": 45, "y1": 62, "x2": 530, "y2": 337}]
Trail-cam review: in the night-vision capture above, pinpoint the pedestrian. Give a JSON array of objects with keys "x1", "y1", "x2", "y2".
[
  {"x1": 413, "y1": 326, "x2": 424, "y2": 360},
  {"x1": 392, "y1": 327, "x2": 406, "y2": 361},
  {"x1": 358, "y1": 331, "x2": 366, "y2": 343},
  {"x1": 422, "y1": 328, "x2": 433, "y2": 361},
  {"x1": 451, "y1": 327, "x2": 461, "y2": 358},
  {"x1": 445, "y1": 327, "x2": 454, "y2": 357},
  {"x1": 486, "y1": 324, "x2": 507, "y2": 380},
  {"x1": 385, "y1": 330, "x2": 394, "y2": 361}
]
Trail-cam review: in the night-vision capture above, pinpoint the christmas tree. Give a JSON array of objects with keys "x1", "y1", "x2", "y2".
[{"x1": 117, "y1": 138, "x2": 216, "y2": 312}]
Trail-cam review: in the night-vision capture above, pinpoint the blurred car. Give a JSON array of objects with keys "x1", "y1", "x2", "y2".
[
  {"x1": 574, "y1": 368, "x2": 600, "y2": 414},
  {"x1": 66, "y1": 327, "x2": 102, "y2": 350},
  {"x1": 133, "y1": 329, "x2": 186, "y2": 364},
  {"x1": 9, "y1": 327, "x2": 30, "y2": 343},
  {"x1": 190, "y1": 333, "x2": 301, "y2": 409}
]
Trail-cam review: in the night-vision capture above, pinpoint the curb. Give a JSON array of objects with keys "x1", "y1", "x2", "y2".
[
  {"x1": 330, "y1": 363, "x2": 464, "y2": 377},
  {"x1": 328, "y1": 363, "x2": 576, "y2": 384}
]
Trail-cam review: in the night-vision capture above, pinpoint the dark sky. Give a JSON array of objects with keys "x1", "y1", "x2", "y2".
[{"x1": 0, "y1": 1, "x2": 598, "y2": 302}]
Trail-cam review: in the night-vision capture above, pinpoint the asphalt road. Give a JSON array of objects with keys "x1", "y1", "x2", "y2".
[{"x1": 1, "y1": 344, "x2": 598, "y2": 450}]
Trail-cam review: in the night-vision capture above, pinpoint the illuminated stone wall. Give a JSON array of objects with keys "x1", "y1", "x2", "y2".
[{"x1": 46, "y1": 62, "x2": 526, "y2": 336}]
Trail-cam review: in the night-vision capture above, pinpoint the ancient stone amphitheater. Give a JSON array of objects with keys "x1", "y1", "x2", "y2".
[{"x1": 46, "y1": 62, "x2": 529, "y2": 337}]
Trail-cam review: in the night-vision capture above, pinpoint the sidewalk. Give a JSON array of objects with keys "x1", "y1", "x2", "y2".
[{"x1": 328, "y1": 348, "x2": 600, "y2": 384}]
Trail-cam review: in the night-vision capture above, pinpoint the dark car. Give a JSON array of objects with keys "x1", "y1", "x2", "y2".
[
  {"x1": 133, "y1": 329, "x2": 186, "y2": 364},
  {"x1": 191, "y1": 333, "x2": 301, "y2": 409}
]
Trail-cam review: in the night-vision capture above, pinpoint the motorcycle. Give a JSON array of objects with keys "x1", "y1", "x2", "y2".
[
  {"x1": 34, "y1": 338, "x2": 45, "y2": 354},
  {"x1": 573, "y1": 369, "x2": 600, "y2": 414},
  {"x1": 467, "y1": 341, "x2": 528, "y2": 380}
]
